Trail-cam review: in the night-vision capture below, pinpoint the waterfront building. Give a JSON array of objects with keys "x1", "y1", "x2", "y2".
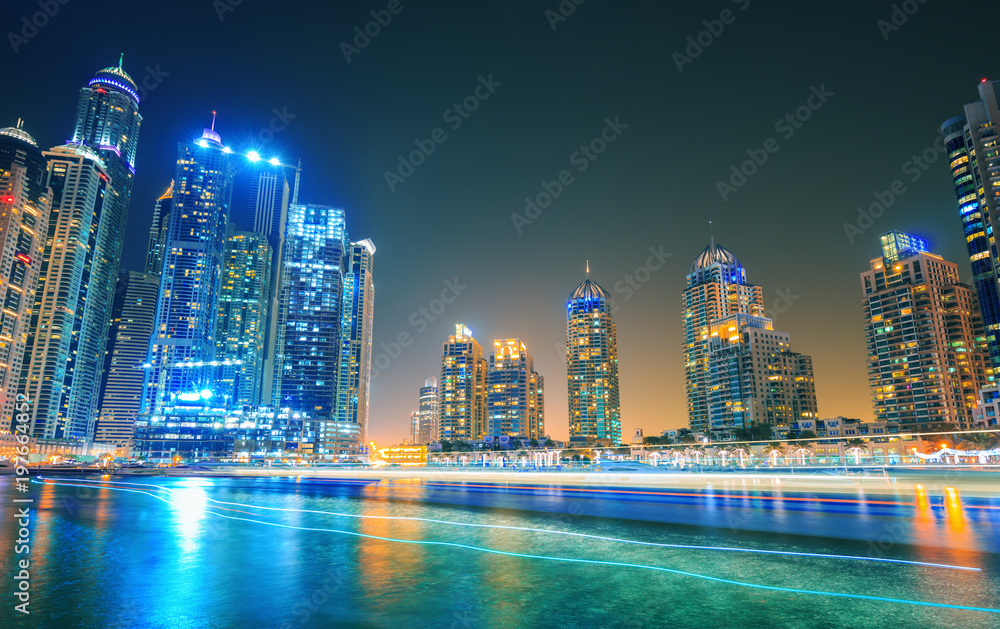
[
  {"x1": 335, "y1": 239, "x2": 376, "y2": 454},
  {"x1": 0, "y1": 123, "x2": 51, "y2": 433},
  {"x1": 861, "y1": 231, "x2": 991, "y2": 430},
  {"x1": 410, "y1": 377, "x2": 438, "y2": 444},
  {"x1": 567, "y1": 270, "x2": 621, "y2": 444},
  {"x1": 683, "y1": 239, "x2": 764, "y2": 434},
  {"x1": 942, "y1": 80, "x2": 1000, "y2": 371},
  {"x1": 144, "y1": 182, "x2": 173, "y2": 275},
  {"x1": 18, "y1": 143, "x2": 106, "y2": 440},
  {"x1": 141, "y1": 119, "x2": 234, "y2": 413},
  {"x1": 972, "y1": 387, "x2": 1000, "y2": 428},
  {"x1": 487, "y1": 339, "x2": 544, "y2": 439},
  {"x1": 94, "y1": 271, "x2": 159, "y2": 445},
  {"x1": 439, "y1": 324, "x2": 487, "y2": 441},
  {"x1": 215, "y1": 230, "x2": 271, "y2": 407}
]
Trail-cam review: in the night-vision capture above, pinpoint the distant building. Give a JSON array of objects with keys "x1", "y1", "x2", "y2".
[
  {"x1": 861, "y1": 231, "x2": 991, "y2": 430},
  {"x1": 566, "y1": 269, "x2": 621, "y2": 444},
  {"x1": 942, "y1": 80, "x2": 1000, "y2": 371},
  {"x1": 812, "y1": 417, "x2": 900, "y2": 440},
  {"x1": 410, "y1": 377, "x2": 438, "y2": 444},
  {"x1": 0, "y1": 123, "x2": 51, "y2": 433},
  {"x1": 144, "y1": 182, "x2": 173, "y2": 275},
  {"x1": 487, "y1": 339, "x2": 544, "y2": 439},
  {"x1": 972, "y1": 387, "x2": 1000, "y2": 428},
  {"x1": 439, "y1": 324, "x2": 487, "y2": 441},
  {"x1": 94, "y1": 271, "x2": 160, "y2": 445}
]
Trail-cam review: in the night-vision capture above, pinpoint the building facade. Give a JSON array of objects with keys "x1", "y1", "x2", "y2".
[
  {"x1": 942, "y1": 80, "x2": 1000, "y2": 371},
  {"x1": 567, "y1": 274, "x2": 621, "y2": 444},
  {"x1": 410, "y1": 377, "x2": 438, "y2": 444},
  {"x1": 683, "y1": 239, "x2": 764, "y2": 434},
  {"x1": 19, "y1": 143, "x2": 107, "y2": 440},
  {"x1": 861, "y1": 231, "x2": 991, "y2": 430},
  {"x1": 487, "y1": 339, "x2": 544, "y2": 439},
  {"x1": 144, "y1": 182, "x2": 173, "y2": 275},
  {"x1": 439, "y1": 324, "x2": 487, "y2": 442},
  {"x1": 94, "y1": 271, "x2": 160, "y2": 445},
  {"x1": 141, "y1": 122, "x2": 234, "y2": 413},
  {"x1": 334, "y1": 239, "x2": 376, "y2": 454},
  {"x1": 0, "y1": 124, "x2": 51, "y2": 433}
]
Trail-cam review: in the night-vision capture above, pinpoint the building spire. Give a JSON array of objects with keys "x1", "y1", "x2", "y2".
[
  {"x1": 709, "y1": 220, "x2": 715, "y2": 252},
  {"x1": 118, "y1": 53, "x2": 124, "y2": 69},
  {"x1": 586, "y1": 260, "x2": 590, "y2": 278},
  {"x1": 210, "y1": 111, "x2": 217, "y2": 131}
]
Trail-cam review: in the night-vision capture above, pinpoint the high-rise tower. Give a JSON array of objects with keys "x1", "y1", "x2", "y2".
[
  {"x1": 335, "y1": 239, "x2": 375, "y2": 453},
  {"x1": 141, "y1": 120, "x2": 234, "y2": 413},
  {"x1": 487, "y1": 339, "x2": 544, "y2": 440},
  {"x1": 411, "y1": 377, "x2": 439, "y2": 444},
  {"x1": 861, "y1": 231, "x2": 990, "y2": 430},
  {"x1": 683, "y1": 239, "x2": 764, "y2": 433},
  {"x1": 144, "y1": 182, "x2": 173, "y2": 276},
  {"x1": 19, "y1": 143, "x2": 107, "y2": 440},
  {"x1": 942, "y1": 80, "x2": 1000, "y2": 372},
  {"x1": 439, "y1": 324, "x2": 487, "y2": 442},
  {"x1": 567, "y1": 270, "x2": 621, "y2": 444},
  {"x1": 0, "y1": 123, "x2": 51, "y2": 433}
]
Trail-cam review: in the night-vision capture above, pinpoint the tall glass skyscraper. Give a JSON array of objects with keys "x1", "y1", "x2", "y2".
[
  {"x1": 335, "y1": 239, "x2": 375, "y2": 453},
  {"x1": 95, "y1": 271, "x2": 160, "y2": 445},
  {"x1": 215, "y1": 230, "x2": 271, "y2": 408},
  {"x1": 566, "y1": 273, "x2": 620, "y2": 444},
  {"x1": 66, "y1": 61, "x2": 142, "y2": 439},
  {"x1": 141, "y1": 122, "x2": 234, "y2": 413},
  {"x1": 19, "y1": 144, "x2": 107, "y2": 440},
  {"x1": 487, "y1": 339, "x2": 544, "y2": 439},
  {"x1": 410, "y1": 377, "x2": 438, "y2": 444},
  {"x1": 439, "y1": 324, "x2": 487, "y2": 442},
  {"x1": 144, "y1": 182, "x2": 173, "y2": 275},
  {"x1": 683, "y1": 239, "x2": 764, "y2": 433},
  {"x1": 942, "y1": 80, "x2": 1000, "y2": 371},
  {"x1": 272, "y1": 204, "x2": 347, "y2": 451},
  {"x1": 0, "y1": 123, "x2": 51, "y2": 433}
]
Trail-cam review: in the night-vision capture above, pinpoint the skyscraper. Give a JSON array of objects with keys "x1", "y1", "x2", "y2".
[
  {"x1": 272, "y1": 204, "x2": 347, "y2": 455},
  {"x1": 141, "y1": 120, "x2": 234, "y2": 413},
  {"x1": 215, "y1": 230, "x2": 271, "y2": 408},
  {"x1": 942, "y1": 80, "x2": 1000, "y2": 371},
  {"x1": 144, "y1": 182, "x2": 173, "y2": 276},
  {"x1": 861, "y1": 231, "x2": 990, "y2": 431},
  {"x1": 95, "y1": 271, "x2": 159, "y2": 445},
  {"x1": 66, "y1": 60, "x2": 142, "y2": 439},
  {"x1": 19, "y1": 143, "x2": 108, "y2": 440},
  {"x1": 414, "y1": 377, "x2": 439, "y2": 444},
  {"x1": 566, "y1": 271, "x2": 621, "y2": 444},
  {"x1": 683, "y1": 239, "x2": 764, "y2": 433},
  {"x1": 487, "y1": 339, "x2": 544, "y2": 440},
  {"x1": 439, "y1": 324, "x2": 487, "y2": 442},
  {"x1": 0, "y1": 123, "x2": 51, "y2": 433},
  {"x1": 335, "y1": 239, "x2": 375, "y2": 453}
]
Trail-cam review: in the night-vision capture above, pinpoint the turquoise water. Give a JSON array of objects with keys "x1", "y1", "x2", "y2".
[{"x1": 2, "y1": 476, "x2": 998, "y2": 628}]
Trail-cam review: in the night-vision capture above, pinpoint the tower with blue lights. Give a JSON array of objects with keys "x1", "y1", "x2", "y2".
[
  {"x1": 335, "y1": 239, "x2": 376, "y2": 454},
  {"x1": 141, "y1": 117, "x2": 235, "y2": 413},
  {"x1": 566, "y1": 266, "x2": 621, "y2": 445}
]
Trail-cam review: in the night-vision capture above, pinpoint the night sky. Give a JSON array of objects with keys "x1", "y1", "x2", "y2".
[{"x1": 3, "y1": 0, "x2": 996, "y2": 444}]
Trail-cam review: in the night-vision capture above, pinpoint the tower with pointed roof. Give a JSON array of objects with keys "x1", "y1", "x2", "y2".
[
  {"x1": 144, "y1": 181, "x2": 173, "y2": 275},
  {"x1": 683, "y1": 238, "x2": 764, "y2": 434},
  {"x1": 566, "y1": 267, "x2": 621, "y2": 444}
]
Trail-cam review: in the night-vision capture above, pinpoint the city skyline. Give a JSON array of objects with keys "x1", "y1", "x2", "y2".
[{"x1": 3, "y1": 1, "x2": 998, "y2": 445}]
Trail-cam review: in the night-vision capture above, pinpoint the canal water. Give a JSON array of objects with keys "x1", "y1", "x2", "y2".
[{"x1": 2, "y1": 476, "x2": 998, "y2": 628}]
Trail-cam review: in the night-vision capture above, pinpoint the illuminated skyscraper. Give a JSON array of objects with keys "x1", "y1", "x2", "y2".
[
  {"x1": 861, "y1": 232, "x2": 990, "y2": 430},
  {"x1": 141, "y1": 120, "x2": 235, "y2": 413},
  {"x1": 144, "y1": 182, "x2": 173, "y2": 275},
  {"x1": 0, "y1": 123, "x2": 51, "y2": 434},
  {"x1": 215, "y1": 230, "x2": 271, "y2": 408},
  {"x1": 942, "y1": 80, "x2": 1000, "y2": 371},
  {"x1": 566, "y1": 272, "x2": 620, "y2": 444},
  {"x1": 272, "y1": 204, "x2": 347, "y2": 454},
  {"x1": 487, "y1": 339, "x2": 544, "y2": 439},
  {"x1": 683, "y1": 239, "x2": 764, "y2": 433},
  {"x1": 439, "y1": 324, "x2": 487, "y2": 441},
  {"x1": 19, "y1": 143, "x2": 107, "y2": 440},
  {"x1": 413, "y1": 377, "x2": 439, "y2": 444},
  {"x1": 95, "y1": 271, "x2": 159, "y2": 445},
  {"x1": 66, "y1": 60, "x2": 142, "y2": 439},
  {"x1": 335, "y1": 239, "x2": 375, "y2": 453}
]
